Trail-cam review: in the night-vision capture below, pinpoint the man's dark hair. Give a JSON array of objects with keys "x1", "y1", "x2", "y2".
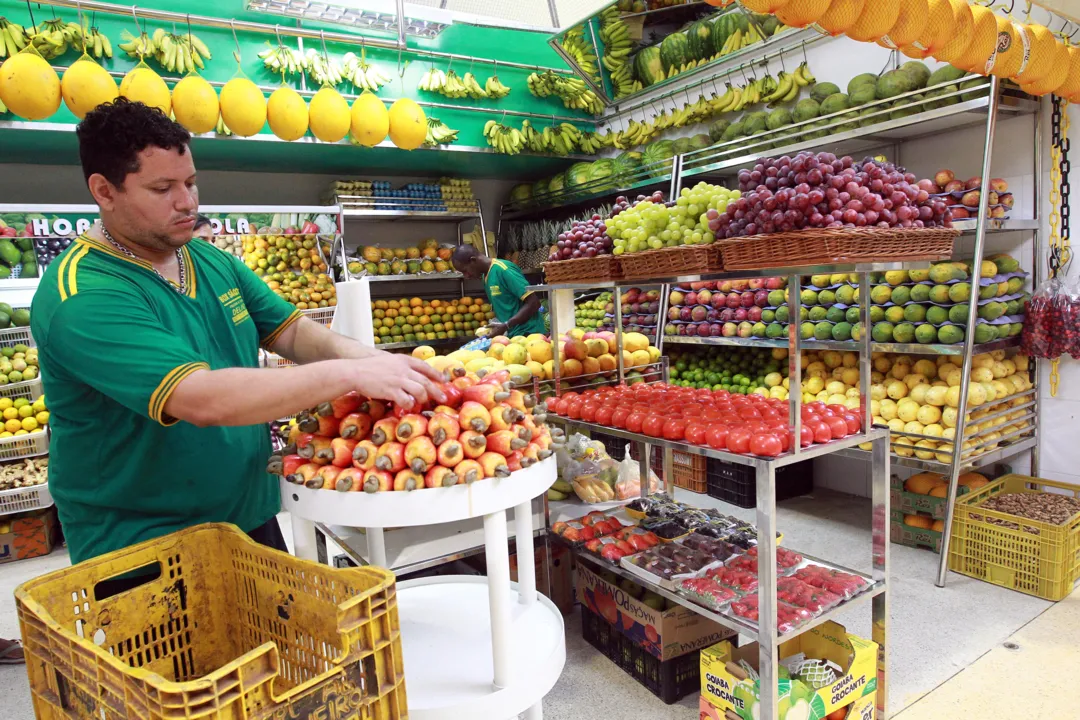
[
  {"x1": 77, "y1": 98, "x2": 191, "y2": 187},
  {"x1": 451, "y1": 244, "x2": 483, "y2": 268},
  {"x1": 193, "y1": 214, "x2": 212, "y2": 231}
]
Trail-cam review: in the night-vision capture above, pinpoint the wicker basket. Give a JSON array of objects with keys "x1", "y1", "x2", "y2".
[
  {"x1": 720, "y1": 227, "x2": 957, "y2": 270},
  {"x1": 618, "y1": 245, "x2": 724, "y2": 280},
  {"x1": 543, "y1": 255, "x2": 622, "y2": 284}
]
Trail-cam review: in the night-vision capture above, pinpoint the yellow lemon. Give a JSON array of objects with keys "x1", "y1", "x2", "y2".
[
  {"x1": 13, "y1": 398, "x2": 28, "y2": 408},
  {"x1": 17, "y1": 405, "x2": 32, "y2": 418},
  {"x1": 0, "y1": 398, "x2": 13, "y2": 411},
  {"x1": 61, "y1": 56, "x2": 118, "y2": 120},
  {"x1": 35, "y1": 411, "x2": 49, "y2": 425},
  {"x1": 120, "y1": 64, "x2": 170, "y2": 115},
  {"x1": 0, "y1": 50, "x2": 62, "y2": 120},
  {"x1": 2, "y1": 407, "x2": 17, "y2": 421},
  {"x1": 20, "y1": 417, "x2": 37, "y2": 432},
  {"x1": 4, "y1": 418, "x2": 21, "y2": 433}
]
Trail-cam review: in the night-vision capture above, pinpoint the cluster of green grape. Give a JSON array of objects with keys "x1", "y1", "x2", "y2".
[{"x1": 605, "y1": 182, "x2": 740, "y2": 255}]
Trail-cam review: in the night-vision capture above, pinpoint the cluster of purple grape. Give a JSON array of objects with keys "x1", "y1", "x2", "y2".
[
  {"x1": 549, "y1": 214, "x2": 613, "y2": 261},
  {"x1": 610, "y1": 190, "x2": 669, "y2": 219},
  {"x1": 712, "y1": 152, "x2": 950, "y2": 239}
]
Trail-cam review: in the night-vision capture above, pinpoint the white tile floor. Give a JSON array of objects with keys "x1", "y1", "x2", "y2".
[{"x1": 0, "y1": 491, "x2": 1057, "y2": 719}]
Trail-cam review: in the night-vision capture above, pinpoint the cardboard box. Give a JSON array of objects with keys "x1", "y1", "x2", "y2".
[
  {"x1": 0, "y1": 507, "x2": 57, "y2": 564},
  {"x1": 700, "y1": 693, "x2": 874, "y2": 720},
  {"x1": 576, "y1": 559, "x2": 732, "y2": 661},
  {"x1": 700, "y1": 620, "x2": 878, "y2": 720},
  {"x1": 889, "y1": 509, "x2": 943, "y2": 552},
  {"x1": 511, "y1": 542, "x2": 573, "y2": 614}
]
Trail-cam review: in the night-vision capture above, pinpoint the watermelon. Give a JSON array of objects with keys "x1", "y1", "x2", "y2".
[
  {"x1": 612, "y1": 150, "x2": 643, "y2": 183},
  {"x1": 708, "y1": 118, "x2": 731, "y2": 142},
  {"x1": 641, "y1": 139, "x2": 675, "y2": 176},
  {"x1": 509, "y1": 183, "x2": 532, "y2": 206},
  {"x1": 566, "y1": 162, "x2": 593, "y2": 188},
  {"x1": 712, "y1": 14, "x2": 735, "y2": 54},
  {"x1": 686, "y1": 20, "x2": 713, "y2": 61},
  {"x1": 532, "y1": 177, "x2": 550, "y2": 203},
  {"x1": 547, "y1": 173, "x2": 566, "y2": 196},
  {"x1": 659, "y1": 32, "x2": 690, "y2": 72},
  {"x1": 633, "y1": 46, "x2": 664, "y2": 87},
  {"x1": 588, "y1": 159, "x2": 616, "y2": 191}
]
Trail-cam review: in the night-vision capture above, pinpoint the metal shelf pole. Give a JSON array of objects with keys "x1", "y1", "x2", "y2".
[{"x1": 936, "y1": 76, "x2": 1001, "y2": 587}]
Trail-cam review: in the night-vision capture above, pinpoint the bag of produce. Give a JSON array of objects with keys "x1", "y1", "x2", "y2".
[
  {"x1": 614, "y1": 444, "x2": 661, "y2": 500},
  {"x1": 1020, "y1": 277, "x2": 1080, "y2": 359}
]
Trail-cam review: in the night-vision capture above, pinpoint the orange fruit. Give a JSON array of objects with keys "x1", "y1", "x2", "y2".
[
  {"x1": 986, "y1": 18, "x2": 1024, "y2": 78},
  {"x1": 847, "y1": 0, "x2": 901, "y2": 42},
  {"x1": 813, "y1": 0, "x2": 865, "y2": 36},
  {"x1": 878, "y1": 0, "x2": 927, "y2": 49},
  {"x1": 740, "y1": 0, "x2": 791, "y2": 11},
  {"x1": 1016, "y1": 23, "x2": 1060, "y2": 85},
  {"x1": 934, "y1": 0, "x2": 973, "y2": 64},
  {"x1": 900, "y1": 0, "x2": 955, "y2": 58},
  {"x1": 774, "y1": 0, "x2": 832, "y2": 28},
  {"x1": 1053, "y1": 45, "x2": 1080, "y2": 100},
  {"x1": 955, "y1": 5, "x2": 999, "y2": 73}
]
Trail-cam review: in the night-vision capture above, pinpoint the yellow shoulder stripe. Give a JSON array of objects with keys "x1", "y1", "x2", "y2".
[
  {"x1": 149, "y1": 361, "x2": 210, "y2": 425},
  {"x1": 57, "y1": 244, "x2": 90, "y2": 301},
  {"x1": 262, "y1": 309, "x2": 302, "y2": 349}
]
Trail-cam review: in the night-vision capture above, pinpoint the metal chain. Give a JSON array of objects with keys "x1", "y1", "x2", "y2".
[
  {"x1": 1061, "y1": 102, "x2": 1071, "y2": 253},
  {"x1": 101, "y1": 225, "x2": 188, "y2": 296},
  {"x1": 1047, "y1": 96, "x2": 1071, "y2": 396}
]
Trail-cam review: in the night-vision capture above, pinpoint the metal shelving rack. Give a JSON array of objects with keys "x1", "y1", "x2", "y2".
[{"x1": 536, "y1": 259, "x2": 896, "y2": 720}]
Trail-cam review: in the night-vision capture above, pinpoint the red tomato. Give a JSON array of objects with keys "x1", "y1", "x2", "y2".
[
  {"x1": 802, "y1": 413, "x2": 821, "y2": 426},
  {"x1": 819, "y1": 407, "x2": 835, "y2": 418},
  {"x1": 749, "y1": 432, "x2": 783, "y2": 457},
  {"x1": 554, "y1": 398, "x2": 570, "y2": 415},
  {"x1": 566, "y1": 399, "x2": 584, "y2": 419},
  {"x1": 702, "y1": 406, "x2": 725, "y2": 422},
  {"x1": 625, "y1": 410, "x2": 646, "y2": 433},
  {"x1": 825, "y1": 415, "x2": 848, "y2": 439},
  {"x1": 809, "y1": 420, "x2": 832, "y2": 444},
  {"x1": 737, "y1": 406, "x2": 762, "y2": 421},
  {"x1": 800, "y1": 425, "x2": 815, "y2": 447},
  {"x1": 742, "y1": 420, "x2": 769, "y2": 435},
  {"x1": 611, "y1": 407, "x2": 631, "y2": 428},
  {"x1": 684, "y1": 421, "x2": 708, "y2": 445},
  {"x1": 594, "y1": 405, "x2": 616, "y2": 426},
  {"x1": 706, "y1": 424, "x2": 729, "y2": 450},
  {"x1": 806, "y1": 401, "x2": 826, "y2": 414},
  {"x1": 642, "y1": 414, "x2": 666, "y2": 438},
  {"x1": 780, "y1": 430, "x2": 792, "y2": 452},
  {"x1": 759, "y1": 409, "x2": 781, "y2": 423},
  {"x1": 827, "y1": 404, "x2": 848, "y2": 417},
  {"x1": 682, "y1": 403, "x2": 704, "y2": 417},
  {"x1": 663, "y1": 417, "x2": 687, "y2": 441},
  {"x1": 712, "y1": 389, "x2": 730, "y2": 401},
  {"x1": 841, "y1": 413, "x2": 861, "y2": 434},
  {"x1": 726, "y1": 427, "x2": 752, "y2": 454},
  {"x1": 580, "y1": 402, "x2": 600, "y2": 423}
]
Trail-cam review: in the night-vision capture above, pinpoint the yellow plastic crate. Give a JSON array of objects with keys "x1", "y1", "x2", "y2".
[
  {"x1": 16, "y1": 523, "x2": 406, "y2": 720},
  {"x1": 949, "y1": 474, "x2": 1080, "y2": 601}
]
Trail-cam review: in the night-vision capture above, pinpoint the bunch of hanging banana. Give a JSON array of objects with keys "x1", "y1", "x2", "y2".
[
  {"x1": 793, "y1": 62, "x2": 815, "y2": 86},
  {"x1": 258, "y1": 44, "x2": 305, "y2": 77},
  {"x1": 521, "y1": 120, "x2": 548, "y2": 153},
  {"x1": 484, "y1": 74, "x2": 510, "y2": 99},
  {"x1": 710, "y1": 83, "x2": 743, "y2": 113},
  {"x1": 558, "y1": 25, "x2": 599, "y2": 82},
  {"x1": 117, "y1": 29, "x2": 154, "y2": 59},
  {"x1": 547, "y1": 122, "x2": 581, "y2": 155},
  {"x1": 483, "y1": 120, "x2": 525, "y2": 156},
  {"x1": 462, "y1": 72, "x2": 487, "y2": 99},
  {"x1": 435, "y1": 70, "x2": 468, "y2": 98},
  {"x1": 418, "y1": 67, "x2": 447, "y2": 92},
  {"x1": 156, "y1": 30, "x2": 210, "y2": 73},
  {"x1": 718, "y1": 23, "x2": 764, "y2": 57},
  {"x1": 686, "y1": 94, "x2": 714, "y2": 123},
  {"x1": 27, "y1": 18, "x2": 75, "y2": 60},
  {"x1": 731, "y1": 77, "x2": 763, "y2": 111},
  {"x1": 613, "y1": 118, "x2": 657, "y2": 149},
  {"x1": 304, "y1": 47, "x2": 343, "y2": 86},
  {"x1": 578, "y1": 131, "x2": 603, "y2": 155},
  {"x1": 424, "y1": 117, "x2": 459, "y2": 147},
  {"x1": 598, "y1": 6, "x2": 634, "y2": 98},
  {"x1": 763, "y1": 70, "x2": 800, "y2": 106},
  {"x1": 215, "y1": 115, "x2": 232, "y2": 137},
  {"x1": 0, "y1": 18, "x2": 29, "y2": 59},
  {"x1": 83, "y1": 26, "x2": 111, "y2": 59},
  {"x1": 526, "y1": 71, "x2": 556, "y2": 97},
  {"x1": 342, "y1": 51, "x2": 391, "y2": 91}
]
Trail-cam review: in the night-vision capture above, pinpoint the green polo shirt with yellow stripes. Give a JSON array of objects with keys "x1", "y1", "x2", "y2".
[
  {"x1": 483, "y1": 259, "x2": 545, "y2": 336},
  {"x1": 31, "y1": 233, "x2": 301, "y2": 564}
]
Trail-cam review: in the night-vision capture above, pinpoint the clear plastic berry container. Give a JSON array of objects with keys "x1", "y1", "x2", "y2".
[
  {"x1": 676, "y1": 577, "x2": 738, "y2": 611},
  {"x1": 776, "y1": 576, "x2": 843, "y2": 614}
]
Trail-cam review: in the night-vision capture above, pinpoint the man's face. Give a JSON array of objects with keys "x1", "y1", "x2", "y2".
[
  {"x1": 192, "y1": 224, "x2": 214, "y2": 242},
  {"x1": 458, "y1": 257, "x2": 484, "y2": 279},
  {"x1": 91, "y1": 145, "x2": 199, "y2": 252}
]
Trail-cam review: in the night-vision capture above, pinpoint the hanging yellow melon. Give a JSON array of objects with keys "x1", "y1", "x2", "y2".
[
  {"x1": 774, "y1": 0, "x2": 831, "y2": 29},
  {"x1": 1019, "y1": 40, "x2": 1071, "y2": 96},
  {"x1": 846, "y1": 0, "x2": 900, "y2": 42},
  {"x1": 61, "y1": 56, "x2": 117, "y2": 120},
  {"x1": 955, "y1": 5, "x2": 999, "y2": 73},
  {"x1": 986, "y1": 18, "x2": 1024, "y2": 78},
  {"x1": 0, "y1": 51, "x2": 62, "y2": 120},
  {"x1": 813, "y1": 0, "x2": 865, "y2": 36},
  {"x1": 1015, "y1": 24, "x2": 1065, "y2": 87},
  {"x1": 309, "y1": 86, "x2": 350, "y2": 143},
  {"x1": 877, "y1": 0, "x2": 928, "y2": 50},
  {"x1": 739, "y1": 0, "x2": 790, "y2": 12},
  {"x1": 933, "y1": 0, "x2": 974, "y2": 64},
  {"x1": 171, "y1": 74, "x2": 219, "y2": 134},
  {"x1": 900, "y1": 0, "x2": 954, "y2": 59},
  {"x1": 267, "y1": 85, "x2": 308, "y2": 141},
  {"x1": 350, "y1": 90, "x2": 389, "y2": 147},
  {"x1": 219, "y1": 77, "x2": 266, "y2": 137},
  {"x1": 120, "y1": 64, "x2": 170, "y2": 115},
  {"x1": 1052, "y1": 46, "x2": 1080, "y2": 100},
  {"x1": 387, "y1": 98, "x2": 426, "y2": 150}
]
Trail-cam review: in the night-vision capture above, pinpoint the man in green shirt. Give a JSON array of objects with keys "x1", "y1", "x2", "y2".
[
  {"x1": 32, "y1": 99, "x2": 444, "y2": 568},
  {"x1": 451, "y1": 245, "x2": 544, "y2": 337}
]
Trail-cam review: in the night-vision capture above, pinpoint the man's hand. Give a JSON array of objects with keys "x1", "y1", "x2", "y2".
[
  {"x1": 351, "y1": 354, "x2": 447, "y2": 410},
  {"x1": 488, "y1": 322, "x2": 508, "y2": 338}
]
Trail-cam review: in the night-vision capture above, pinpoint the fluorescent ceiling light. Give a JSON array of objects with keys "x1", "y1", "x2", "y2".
[{"x1": 246, "y1": 1, "x2": 453, "y2": 39}]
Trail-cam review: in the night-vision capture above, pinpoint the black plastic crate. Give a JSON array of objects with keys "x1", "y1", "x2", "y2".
[
  {"x1": 705, "y1": 458, "x2": 813, "y2": 509},
  {"x1": 580, "y1": 606, "x2": 700, "y2": 704},
  {"x1": 590, "y1": 431, "x2": 627, "y2": 461},
  {"x1": 629, "y1": 442, "x2": 665, "y2": 479}
]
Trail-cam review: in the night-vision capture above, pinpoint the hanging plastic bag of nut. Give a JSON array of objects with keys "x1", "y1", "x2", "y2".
[
  {"x1": 1020, "y1": 277, "x2": 1080, "y2": 359},
  {"x1": 554, "y1": 433, "x2": 620, "y2": 503},
  {"x1": 615, "y1": 444, "x2": 661, "y2": 501}
]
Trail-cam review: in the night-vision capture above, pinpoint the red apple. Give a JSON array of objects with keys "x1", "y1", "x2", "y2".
[
  {"x1": 934, "y1": 169, "x2": 955, "y2": 187},
  {"x1": 965, "y1": 176, "x2": 982, "y2": 191}
]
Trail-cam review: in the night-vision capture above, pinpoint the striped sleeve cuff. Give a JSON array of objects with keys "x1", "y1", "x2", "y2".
[
  {"x1": 262, "y1": 309, "x2": 303, "y2": 349},
  {"x1": 149, "y1": 362, "x2": 210, "y2": 426}
]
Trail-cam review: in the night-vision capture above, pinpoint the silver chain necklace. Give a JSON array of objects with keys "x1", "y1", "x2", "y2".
[{"x1": 101, "y1": 225, "x2": 187, "y2": 295}]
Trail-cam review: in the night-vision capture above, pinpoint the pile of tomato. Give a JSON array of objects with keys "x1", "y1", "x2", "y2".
[{"x1": 547, "y1": 382, "x2": 863, "y2": 458}]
